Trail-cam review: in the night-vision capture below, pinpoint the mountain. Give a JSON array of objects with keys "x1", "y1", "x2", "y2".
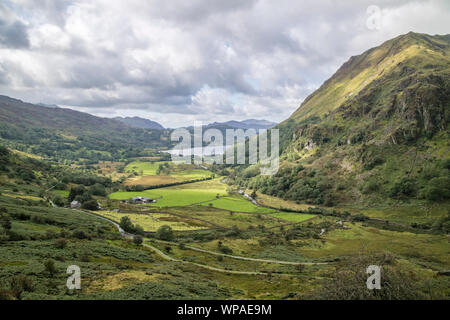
[
  {"x1": 207, "y1": 119, "x2": 277, "y2": 130},
  {"x1": 113, "y1": 116, "x2": 165, "y2": 130},
  {"x1": 0, "y1": 95, "x2": 171, "y2": 162},
  {"x1": 239, "y1": 32, "x2": 450, "y2": 206}
]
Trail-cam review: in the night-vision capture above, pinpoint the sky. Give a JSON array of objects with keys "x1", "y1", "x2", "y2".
[{"x1": 0, "y1": 0, "x2": 449, "y2": 128}]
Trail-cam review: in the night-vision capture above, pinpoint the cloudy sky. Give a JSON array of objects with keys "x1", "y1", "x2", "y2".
[{"x1": 0, "y1": 0, "x2": 449, "y2": 128}]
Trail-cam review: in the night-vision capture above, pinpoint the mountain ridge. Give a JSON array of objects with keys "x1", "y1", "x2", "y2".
[
  {"x1": 113, "y1": 116, "x2": 165, "y2": 130},
  {"x1": 236, "y1": 32, "x2": 450, "y2": 206}
]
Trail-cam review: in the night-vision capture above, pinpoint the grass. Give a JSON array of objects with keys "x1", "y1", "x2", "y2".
[
  {"x1": 125, "y1": 161, "x2": 212, "y2": 182},
  {"x1": 124, "y1": 175, "x2": 180, "y2": 186},
  {"x1": 248, "y1": 190, "x2": 318, "y2": 211},
  {"x1": 201, "y1": 196, "x2": 277, "y2": 214},
  {"x1": 123, "y1": 160, "x2": 214, "y2": 186},
  {"x1": 109, "y1": 179, "x2": 228, "y2": 207},
  {"x1": 125, "y1": 161, "x2": 164, "y2": 175},
  {"x1": 52, "y1": 190, "x2": 69, "y2": 197},
  {"x1": 269, "y1": 212, "x2": 316, "y2": 223},
  {"x1": 168, "y1": 206, "x2": 285, "y2": 230},
  {"x1": 109, "y1": 189, "x2": 221, "y2": 207},
  {"x1": 2, "y1": 193, "x2": 44, "y2": 201},
  {"x1": 298, "y1": 222, "x2": 450, "y2": 267},
  {"x1": 95, "y1": 211, "x2": 209, "y2": 231}
]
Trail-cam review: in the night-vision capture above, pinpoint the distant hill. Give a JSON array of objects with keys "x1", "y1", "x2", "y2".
[
  {"x1": 0, "y1": 95, "x2": 171, "y2": 163},
  {"x1": 207, "y1": 119, "x2": 276, "y2": 131},
  {"x1": 114, "y1": 116, "x2": 164, "y2": 130}
]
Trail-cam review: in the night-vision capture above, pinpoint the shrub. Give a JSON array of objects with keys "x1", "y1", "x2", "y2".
[
  {"x1": 44, "y1": 259, "x2": 57, "y2": 277},
  {"x1": 361, "y1": 179, "x2": 380, "y2": 194},
  {"x1": 89, "y1": 183, "x2": 107, "y2": 196},
  {"x1": 389, "y1": 178, "x2": 416, "y2": 198},
  {"x1": 156, "y1": 225, "x2": 174, "y2": 241},
  {"x1": 10, "y1": 275, "x2": 33, "y2": 299},
  {"x1": 133, "y1": 235, "x2": 143, "y2": 245},
  {"x1": 421, "y1": 177, "x2": 450, "y2": 201},
  {"x1": 55, "y1": 238, "x2": 68, "y2": 249},
  {"x1": 79, "y1": 252, "x2": 90, "y2": 262},
  {"x1": 218, "y1": 244, "x2": 233, "y2": 255},
  {"x1": 352, "y1": 213, "x2": 369, "y2": 222},
  {"x1": 0, "y1": 214, "x2": 11, "y2": 230},
  {"x1": 119, "y1": 216, "x2": 144, "y2": 235},
  {"x1": 72, "y1": 229, "x2": 88, "y2": 239}
]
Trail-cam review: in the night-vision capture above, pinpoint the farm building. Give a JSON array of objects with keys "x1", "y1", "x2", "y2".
[{"x1": 129, "y1": 196, "x2": 156, "y2": 204}]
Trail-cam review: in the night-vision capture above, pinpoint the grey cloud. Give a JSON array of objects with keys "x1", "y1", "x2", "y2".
[
  {"x1": 0, "y1": 15, "x2": 30, "y2": 48},
  {"x1": 0, "y1": 0, "x2": 448, "y2": 127}
]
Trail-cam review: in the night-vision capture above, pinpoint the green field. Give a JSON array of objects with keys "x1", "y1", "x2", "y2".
[
  {"x1": 52, "y1": 190, "x2": 69, "y2": 197},
  {"x1": 201, "y1": 196, "x2": 277, "y2": 214},
  {"x1": 269, "y1": 212, "x2": 316, "y2": 223},
  {"x1": 125, "y1": 161, "x2": 164, "y2": 175},
  {"x1": 109, "y1": 179, "x2": 228, "y2": 207},
  {"x1": 125, "y1": 161, "x2": 212, "y2": 180}
]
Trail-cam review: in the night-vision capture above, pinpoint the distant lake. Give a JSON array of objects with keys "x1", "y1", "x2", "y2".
[{"x1": 162, "y1": 145, "x2": 233, "y2": 156}]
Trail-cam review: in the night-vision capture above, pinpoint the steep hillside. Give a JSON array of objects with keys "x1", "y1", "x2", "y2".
[
  {"x1": 0, "y1": 96, "x2": 171, "y2": 163},
  {"x1": 239, "y1": 32, "x2": 450, "y2": 206}
]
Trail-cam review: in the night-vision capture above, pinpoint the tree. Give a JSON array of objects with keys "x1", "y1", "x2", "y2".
[
  {"x1": 133, "y1": 235, "x2": 143, "y2": 245},
  {"x1": 156, "y1": 225, "x2": 174, "y2": 241},
  {"x1": 81, "y1": 200, "x2": 99, "y2": 210},
  {"x1": 89, "y1": 183, "x2": 107, "y2": 196},
  {"x1": 68, "y1": 186, "x2": 86, "y2": 202},
  {"x1": 119, "y1": 216, "x2": 134, "y2": 233}
]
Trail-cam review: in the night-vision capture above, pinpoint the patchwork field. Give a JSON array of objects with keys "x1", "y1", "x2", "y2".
[
  {"x1": 124, "y1": 161, "x2": 213, "y2": 186},
  {"x1": 109, "y1": 178, "x2": 228, "y2": 207},
  {"x1": 105, "y1": 178, "x2": 315, "y2": 231}
]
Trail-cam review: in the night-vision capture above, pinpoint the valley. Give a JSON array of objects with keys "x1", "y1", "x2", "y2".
[{"x1": 0, "y1": 32, "x2": 449, "y2": 301}]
